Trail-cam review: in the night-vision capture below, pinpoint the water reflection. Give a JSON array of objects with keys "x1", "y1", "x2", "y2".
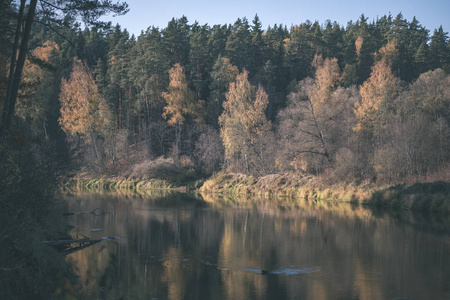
[{"x1": 65, "y1": 191, "x2": 450, "y2": 300}]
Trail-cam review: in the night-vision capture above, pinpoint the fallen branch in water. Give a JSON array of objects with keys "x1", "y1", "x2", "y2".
[
  {"x1": 62, "y1": 208, "x2": 114, "y2": 216},
  {"x1": 43, "y1": 236, "x2": 119, "y2": 255}
]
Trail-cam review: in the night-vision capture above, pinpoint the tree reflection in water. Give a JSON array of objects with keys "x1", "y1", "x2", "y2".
[{"x1": 66, "y1": 191, "x2": 450, "y2": 300}]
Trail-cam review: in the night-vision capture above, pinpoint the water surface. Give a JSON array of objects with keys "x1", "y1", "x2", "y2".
[{"x1": 65, "y1": 191, "x2": 450, "y2": 299}]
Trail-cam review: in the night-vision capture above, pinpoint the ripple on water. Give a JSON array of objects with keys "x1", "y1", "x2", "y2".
[
  {"x1": 239, "y1": 266, "x2": 319, "y2": 275},
  {"x1": 270, "y1": 267, "x2": 320, "y2": 275}
]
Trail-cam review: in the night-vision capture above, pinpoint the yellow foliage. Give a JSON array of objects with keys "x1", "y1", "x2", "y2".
[
  {"x1": 375, "y1": 41, "x2": 399, "y2": 66},
  {"x1": 16, "y1": 41, "x2": 60, "y2": 121},
  {"x1": 311, "y1": 55, "x2": 341, "y2": 111},
  {"x1": 355, "y1": 36, "x2": 364, "y2": 57},
  {"x1": 59, "y1": 58, "x2": 111, "y2": 141},
  {"x1": 354, "y1": 61, "x2": 397, "y2": 133},
  {"x1": 162, "y1": 63, "x2": 202, "y2": 125},
  {"x1": 219, "y1": 70, "x2": 272, "y2": 171}
]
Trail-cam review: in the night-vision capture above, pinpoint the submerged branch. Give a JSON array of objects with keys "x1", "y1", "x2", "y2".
[
  {"x1": 62, "y1": 208, "x2": 114, "y2": 216},
  {"x1": 43, "y1": 236, "x2": 119, "y2": 255}
]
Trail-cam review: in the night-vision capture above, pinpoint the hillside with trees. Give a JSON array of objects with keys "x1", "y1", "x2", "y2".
[
  {"x1": 2, "y1": 4, "x2": 450, "y2": 297},
  {"x1": 2, "y1": 10, "x2": 450, "y2": 185}
]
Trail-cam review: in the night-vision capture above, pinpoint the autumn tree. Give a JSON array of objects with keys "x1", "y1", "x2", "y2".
[
  {"x1": 14, "y1": 41, "x2": 59, "y2": 137},
  {"x1": 219, "y1": 70, "x2": 273, "y2": 175},
  {"x1": 277, "y1": 56, "x2": 356, "y2": 173},
  {"x1": 208, "y1": 56, "x2": 239, "y2": 127},
  {"x1": 162, "y1": 63, "x2": 202, "y2": 156},
  {"x1": 0, "y1": 0, "x2": 128, "y2": 139},
  {"x1": 354, "y1": 60, "x2": 397, "y2": 140},
  {"x1": 59, "y1": 58, "x2": 112, "y2": 165}
]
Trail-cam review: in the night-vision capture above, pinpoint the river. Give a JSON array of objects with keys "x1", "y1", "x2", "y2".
[{"x1": 64, "y1": 191, "x2": 450, "y2": 299}]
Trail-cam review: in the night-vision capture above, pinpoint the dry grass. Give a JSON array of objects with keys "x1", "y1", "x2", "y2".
[{"x1": 200, "y1": 172, "x2": 450, "y2": 213}]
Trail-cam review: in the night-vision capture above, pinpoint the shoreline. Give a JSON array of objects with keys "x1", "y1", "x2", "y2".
[
  {"x1": 61, "y1": 175, "x2": 174, "y2": 192},
  {"x1": 63, "y1": 172, "x2": 450, "y2": 214},
  {"x1": 200, "y1": 173, "x2": 450, "y2": 213}
]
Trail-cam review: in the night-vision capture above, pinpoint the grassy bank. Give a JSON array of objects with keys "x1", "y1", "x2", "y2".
[
  {"x1": 61, "y1": 155, "x2": 204, "y2": 193},
  {"x1": 200, "y1": 173, "x2": 450, "y2": 213},
  {"x1": 62, "y1": 175, "x2": 174, "y2": 192},
  {"x1": 64, "y1": 171, "x2": 450, "y2": 214}
]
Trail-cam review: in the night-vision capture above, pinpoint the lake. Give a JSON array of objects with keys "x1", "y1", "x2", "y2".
[{"x1": 65, "y1": 191, "x2": 450, "y2": 300}]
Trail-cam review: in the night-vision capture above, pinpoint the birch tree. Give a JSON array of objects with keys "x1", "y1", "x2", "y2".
[
  {"x1": 162, "y1": 63, "x2": 202, "y2": 156},
  {"x1": 219, "y1": 70, "x2": 273, "y2": 175}
]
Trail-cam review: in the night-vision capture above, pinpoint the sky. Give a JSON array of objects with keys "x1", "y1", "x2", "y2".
[{"x1": 101, "y1": 0, "x2": 450, "y2": 36}]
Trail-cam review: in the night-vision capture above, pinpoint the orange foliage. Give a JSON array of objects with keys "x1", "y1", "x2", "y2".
[
  {"x1": 375, "y1": 41, "x2": 399, "y2": 66},
  {"x1": 162, "y1": 63, "x2": 202, "y2": 126},
  {"x1": 354, "y1": 61, "x2": 397, "y2": 133},
  {"x1": 16, "y1": 41, "x2": 59, "y2": 120},
  {"x1": 355, "y1": 36, "x2": 364, "y2": 57},
  {"x1": 59, "y1": 58, "x2": 111, "y2": 140}
]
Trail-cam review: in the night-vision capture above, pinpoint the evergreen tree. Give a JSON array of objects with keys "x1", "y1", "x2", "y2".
[
  {"x1": 284, "y1": 22, "x2": 315, "y2": 82},
  {"x1": 163, "y1": 16, "x2": 191, "y2": 67},
  {"x1": 355, "y1": 15, "x2": 375, "y2": 84},
  {"x1": 208, "y1": 56, "x2": 239, "y2": 127},
  {"x1": 225, "y1": 18, "x2": 252, "y2": 72},
  {"x1": 84, "y1": 26, "x2": 108, "y2": 68},
  {"x1": 414, "y1": 42, "x2": 430, "y2": 75},
  {"x1": 208, "y1": 24, "x2": 230, "y2": 62},
  {"x1": 250, "y1": 14, "x2": 265, "y2": 79},
  {"x1": 105, "y1": 28, "x2": 131, "y2": 129},
  {"x1": 322, "y1": 21, "x2": 343, "y2": 62},
  {"x1": 430, "y1": 26, "x2": 449, "y2": 70},
  {"x1": 189, "y1": 23, "x2": 211, "y2": 103}
]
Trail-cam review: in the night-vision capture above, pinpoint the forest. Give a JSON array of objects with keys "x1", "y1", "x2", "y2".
[
  {"x1": 1, "y1": 1, "x2": 450, "y2": 298},
  {"x1": 1, "y1": 4, "x2": 450, "y2": 185}
]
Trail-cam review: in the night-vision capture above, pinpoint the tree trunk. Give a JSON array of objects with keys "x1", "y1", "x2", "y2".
[
  {"x1": 0, "y1": 0, "x2": 31, "y2": 139},
  {"x1": 145, "y1": 96, "x2": 152, "y2": 157},
  {"x1": 308, "y1": 98, "x2": 331, "y2": 163},
  {"x1": 175, "y1": 122, "x2": 181, "y2": 157}
]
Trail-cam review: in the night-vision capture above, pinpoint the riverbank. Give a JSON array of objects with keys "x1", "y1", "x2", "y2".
[
  {"x1": 64, "y1": 171, "x2": 450, "y2": 214},
  {"x1": 63, "y1": 174, "x2": 172, "y2": 191},
  {"x1": 200, "y1": 173, "x2": 450, "y2": 213}
]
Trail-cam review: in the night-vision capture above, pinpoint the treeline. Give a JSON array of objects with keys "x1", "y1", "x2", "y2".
[{"x1": 6, "y1": 13, "x2": 450, "y2": 183}]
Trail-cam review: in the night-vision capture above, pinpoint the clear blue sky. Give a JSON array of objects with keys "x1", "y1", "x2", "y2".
[{"x1": 101, "y1": 0, "x2": 450, "y2": 36}]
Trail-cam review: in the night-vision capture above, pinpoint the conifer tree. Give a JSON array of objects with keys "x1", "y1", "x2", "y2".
[
  {"x1": 189, "y1": 23, "x2": 211, "y2": 103},
  {"x1": 163, "y1": 16, "x2": 191, "y2": 67},
  {"x1": 208, "y1": 56, "x2": 239, "y2": 127},
  {"x1": 225, "y1": 18, "x2": 252, "y2": 71},
  {"x1": 250, "y1": 14, "x2": 265, "y2": 77},
  {"x1": 430, "y1": 26, "x2": 449, "y2": 70}
]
